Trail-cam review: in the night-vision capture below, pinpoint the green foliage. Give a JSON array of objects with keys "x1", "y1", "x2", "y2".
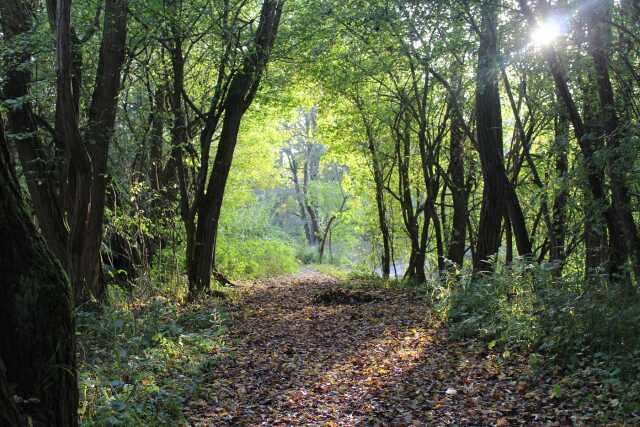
[
  {"x1": 217, "y1": 236, "x2": 299, "y2": 279},
  {"x1": 436, "y1": 262, "x2": 640, "y2": 420},
  {"x1": 77, "y1": 288, "x2": 227, "y2": 426},
  {"x1": 296, "y1": 245, "x2": 319, "y2": 265},
  {"x1": 148, "y1": 245, "x2": 189, "y2": 300}
]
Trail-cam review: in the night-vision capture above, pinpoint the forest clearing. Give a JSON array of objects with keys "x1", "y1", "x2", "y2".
[{"x1": 2, "y1": 0, "x2": 640, "y2": 425}]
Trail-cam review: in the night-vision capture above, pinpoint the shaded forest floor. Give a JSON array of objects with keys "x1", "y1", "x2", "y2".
[{"x1": 185, "y1": 271, "x2": 587, "y2": 426}]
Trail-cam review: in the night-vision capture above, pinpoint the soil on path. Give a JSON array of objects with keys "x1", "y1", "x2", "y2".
[{"x1": 186, "y1": 272, "x2": 577, "y2": 426}]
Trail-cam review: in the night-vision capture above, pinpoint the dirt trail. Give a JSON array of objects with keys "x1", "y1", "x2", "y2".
[{"x1": 186, "y1": 272, "x2": 576, "y2": 426}]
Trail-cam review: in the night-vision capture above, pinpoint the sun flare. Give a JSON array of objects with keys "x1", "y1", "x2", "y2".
[{"x1": 531, "y1": 19, "x2": 563, "y2": 47}]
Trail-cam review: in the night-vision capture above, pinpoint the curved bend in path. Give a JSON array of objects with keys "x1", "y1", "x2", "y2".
[{"x1": 186, "y1": 272, "x2": 575, "y2": 426}]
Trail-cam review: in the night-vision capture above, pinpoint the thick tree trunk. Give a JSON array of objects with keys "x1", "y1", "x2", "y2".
[
  {"x1": 406, "y1": 233, "x2": 427, "y2": 284},
  {"x1": 0, "y1": 357, "x2": 20, "y2": 427},
  {"x1": 474, "y1": 1, "x2": 506, "y2": 272},
  {"x1": 190, "y1": 106, "x2": 243, "y2": 296},
  {"x1": 0, "y1": 122, "x2": 77, "y2": 426},
  {"x1": 475, "y1": 1, "x2": 532, "y2": 274},
  {"x1": 4, "y1": 0, "x2": 130, "y2": 307},
  {"x1": 61, "y1": 0, "x2": 128, "y2": 304},
  {"x1": 580, "y1": 70, "x2": 609, "y2": 273}
]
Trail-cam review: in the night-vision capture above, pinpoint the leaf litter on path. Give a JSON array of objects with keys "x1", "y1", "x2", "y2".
[{"x1": 186, "y1": 271, "x2": 582, "y2": 426}]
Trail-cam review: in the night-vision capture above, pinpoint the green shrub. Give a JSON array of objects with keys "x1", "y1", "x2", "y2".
[
  {"x1": 438, "y1": 261, "x2": 640, "y2": 419},
  {"x1": 216, "y1": 236, "x2": 298, "y2": 279},
  {"x1": 77, "y1": 289, "x2": 227, "y2": 426},
  {"x1": 296, "y1": 245, "x2": 318, "y2": 264}
]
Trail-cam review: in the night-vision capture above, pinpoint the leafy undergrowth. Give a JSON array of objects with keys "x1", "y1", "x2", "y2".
[
  {"x1": 77, "y1": 288, "x2": 228, "y2": 426},
  {"x1": 439, "y1": 264, "x2": 640, "y2": 425},
  {"x1": 186, "y1": 272, "x2": 593, "y2": 426}
]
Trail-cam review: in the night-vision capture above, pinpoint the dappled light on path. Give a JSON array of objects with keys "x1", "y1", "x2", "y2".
[{"x1": 186, "y1": 272, "x2": 577, "y2": 426}]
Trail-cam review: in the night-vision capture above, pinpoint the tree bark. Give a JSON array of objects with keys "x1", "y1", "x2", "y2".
[
  {"x1": 3, "y1": 0, "x2": 129, "y2": 305},
  {"x1": 0, "y1": 357, "x2": 20, "y2": 427},
  {"x1": 1, "y1": 0, "x2": 68, "y2": 264},
  {"x1": 580, "y1": 64, "x2": 609, "y2": 273},
  {"x1": 71, "y1": 0, "x2": 128, "y2": 304},
  {"x1": 393, "y1": 113, "x2": 427, "y2": 283},
  {"x1": 0, "y1": 120, "x2": 77, "y2": 426}
]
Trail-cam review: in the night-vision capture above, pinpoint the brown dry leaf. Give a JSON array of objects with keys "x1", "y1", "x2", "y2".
[{"x1": 184, "y1": 271, "x2": 583, "y2": 426}]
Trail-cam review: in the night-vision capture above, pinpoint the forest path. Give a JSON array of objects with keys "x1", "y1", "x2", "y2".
[{"x1": 186, "y1": 272, "x2": 575, "y2": 426}]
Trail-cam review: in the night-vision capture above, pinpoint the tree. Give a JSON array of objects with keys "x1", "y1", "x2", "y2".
[
  {"x1": 585, "y1": 0, "x2": 640, "y2": 280},
  {"x1": 518, "y1": 0, "x2": 637, "y2": 280},
  {"x1": 353, "y1": 95, "x2": 392, "y2": 277},
  {"x1": 281, "y1": 107, "x2": 324, "y2": 247},
  {"x1": 446, "y1": 77, "x2": 469, "y2": 269},
  {"x1": 0, "y1": 119, "x2": 77, "y2": 426},
  {"x1": 474, "y1": 0, "x2": 532, "y2": 272},
  {"x1": 1, "y1": 0, "x2": 129, "y2": 304},
  {"x1": 181, "y1": 0, "x2": 284, "y2": 297}
]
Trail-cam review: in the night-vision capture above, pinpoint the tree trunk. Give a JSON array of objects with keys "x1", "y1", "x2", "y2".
[
  {"x1": 370, "y1": 142, "x2": 391, "y2": 278},
  {"x1": 0, "y1": 357, "x2": 20, "y2": 427},
  {"x1": 318, "y1": 215, "x2": 337, "y2": 264},
  {"x1": 505, "y1": 215, "x2": 513, "y2": 265},
  {"x1": 447, "y1": 91, "x2": 468, "y2": 268},
  {"x1": 474, "y1": 0, "x2": 506, "y2": 272},
  {"x1": 580, "y1": 64, "x2": 609, "y2": 273},
  {"x1": 394, "y1": 113, "x2": 427, "y2": 283},
  {"x1": 288, "y1": 156, "x2": 315, "y2": 245},
  {"x1": 3, "y1": 0, "x2": 130, "y2": 307},
  {"x1": 60, "y1": 0, "x2": 128, "y2": 305},
  {"x1": 0, "y1": 121, "x2": 77, "y2": 426},
  {"x1": 475, "y1": 1, "x2": 532, "y2": 274},
  {"x1": 190, "y1": 105, "x2": 243, "y2": 296},
  {"x1": 357, "y1": 99, "x2": 391, "y2": 278}
]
